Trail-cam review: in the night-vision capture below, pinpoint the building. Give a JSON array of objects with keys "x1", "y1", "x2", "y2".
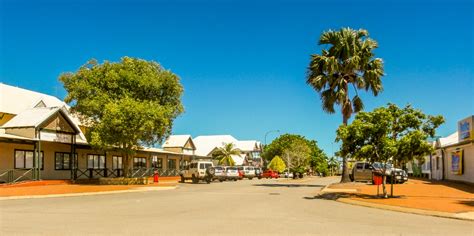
[
  {"x1": 192, "y1": 135, "x2": 263, "y2": 167},
  {"x1": 0, "y1": 83, "x2": 194, "y2": 182},
  {"x1": 430, "y1": 115, "x2": 474, "y2": 184}
]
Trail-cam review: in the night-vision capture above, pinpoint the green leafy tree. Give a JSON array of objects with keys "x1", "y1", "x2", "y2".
[
  {"x1": 212, "y1": 143, "x2": 240, "y2": 166},
  {"x1": 336, "y1": 104, "x2": 444, "y2": 197},
  {"x1": 327, "y1": 156, "x2": 340, "y2": 176},
  {"x1": 263, "y1": 134, "x2": 328, "y2": 175},
  {"x1": 267, "y1": 156, "x2": 286, "y2": 173},
  {"x1": 60, "y1": 57, "x2": 184, "y2": 177},
  {"x1": 283, "y1": 141, "x2": 311, "y2": 175},
  {"x1": 307, "y1": 27, "x2": 385, "y2": 183}
]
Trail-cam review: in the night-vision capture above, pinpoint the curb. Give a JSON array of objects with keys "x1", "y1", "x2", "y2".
[
  {"x1": 0, "y1": 185, "x2": 178, "y2": 201},
  {"x1": 335, "y1": 197, "x2": 474, "y2": 222}
]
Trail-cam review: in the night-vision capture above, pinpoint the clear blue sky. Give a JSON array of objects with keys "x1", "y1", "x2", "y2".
[{"x1": 1, "y1": 0, "x2": 473, "y2": 155}]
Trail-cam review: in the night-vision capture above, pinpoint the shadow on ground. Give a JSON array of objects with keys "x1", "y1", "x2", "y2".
[
  {"x1": 304, "y1": 192, "x2": 402, "y2": 200},
  {"x1": 458, "y1": 200, "x2": 474, "y2": 207},
  {"x1": 254, "y1": 183, "x2": 325, "y2": 188}
]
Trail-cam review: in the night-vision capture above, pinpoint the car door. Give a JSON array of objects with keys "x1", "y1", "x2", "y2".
[
  {"x1": 353, "y1": 163, "x2": 364, "y2": 181},
  {"x1": 363, "y1": 163, "x2": 373, "y2": 181}
]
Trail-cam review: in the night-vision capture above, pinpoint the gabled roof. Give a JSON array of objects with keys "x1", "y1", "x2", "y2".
[
  {"x1": 193, "y1": 135, "x2": 239, "y2": 156},
  {"x1": 162, "y1": 135, "x2": 195, "y2": 149},
  {"x1": 0, "y1": 83, "x2": 67, "y2": 115},
  {"x1": 2, "y1": 107, "x2": 81, "y2": 134},
  {"x1": 230, "y1": 154, "x2": 246, "y2": 166}
]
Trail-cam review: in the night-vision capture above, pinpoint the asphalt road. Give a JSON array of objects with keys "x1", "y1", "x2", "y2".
[{"x1": 0, "y1": 176, "x2": 473, "y2": 235}]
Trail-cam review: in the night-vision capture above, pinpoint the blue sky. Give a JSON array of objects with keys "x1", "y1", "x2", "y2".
[{"x1": 1, "y1": 0, "x2": 473, "y2": 155}]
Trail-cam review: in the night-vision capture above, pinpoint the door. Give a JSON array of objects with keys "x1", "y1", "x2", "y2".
[
  {"x1": 354, "y1": 163, "x2": 364, "y2": 181},
  {"x1": 362, "y1": 163, "x2": 373, "y2": 181}
]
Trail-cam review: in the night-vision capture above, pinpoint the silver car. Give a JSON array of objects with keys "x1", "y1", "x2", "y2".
[
  {"x1": 225, "y1": 167, "x2": 239, "y2": 181},
  {"x1": 213, "y1": 166, "x2": 227, "y2": 182}
]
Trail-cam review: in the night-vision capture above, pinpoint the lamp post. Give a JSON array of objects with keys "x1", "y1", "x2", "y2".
[{"x1": 263, "y1": 130, "x2": 280, "y2": 168}]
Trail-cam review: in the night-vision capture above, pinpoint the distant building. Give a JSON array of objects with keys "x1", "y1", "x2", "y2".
[
  {"x1": 191, "y1": 135, "x2": 263, "y2": 167},
  {"x1": 431, "y1": 115, "x2": 474, "y2": 184}
]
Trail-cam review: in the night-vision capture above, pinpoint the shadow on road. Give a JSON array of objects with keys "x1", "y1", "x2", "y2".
[{"x1": 253, "y1": 183, "x2": 325, "y2": 188}]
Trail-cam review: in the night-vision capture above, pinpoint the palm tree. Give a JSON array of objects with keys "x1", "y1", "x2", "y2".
[
  {"x1": 327, "y1": 156, "x2": 340, "y2": 176},
  {"x1": 213, "y1": 143, "x2": 241, "y2": 166},
  {"x1": 307, "y1": 28, "x2": 384, "y2": 182}
]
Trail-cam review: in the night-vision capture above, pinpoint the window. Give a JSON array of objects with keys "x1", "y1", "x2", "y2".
[
  {"x1": 151, "y1": 156, "x2": 162, "y2": 169},
  {"x1": 55, "y1": 152, "x2": 76, "y2": 170},
  {"x1": 436, "y1": 156, "x2": 440, "y2": 170},
  {"x1": 168, "y1": 159, "x2": 176, "y2": 169},
  {"x1": 364, "y1": 163, "x2": 372, "y2": 170},
  {"x1": 112, "y1": 156, "x2": 123, "y2": 170},
  {"x1": 133, "y1": 157, "x2": 147, "y2": 169},
  {"x1": 14, "y1": 150, "x2": 43, "y2": 169},
  {"x1": 87, "y1": 154, "x2": 106, "y2": 169},
  {"x1": 356, "y1": 163, "x2": 364, "y2": 169}
]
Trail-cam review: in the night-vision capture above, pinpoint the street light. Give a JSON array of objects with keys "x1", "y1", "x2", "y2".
[
  {"x1": 263, "y1": 130, "x2": 280, "y2": 168},
  {"x1": 264, "y1": 130, "x2": 280, "y2": 147}
]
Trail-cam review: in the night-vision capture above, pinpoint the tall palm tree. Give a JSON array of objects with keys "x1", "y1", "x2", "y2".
[
  {"x1": 307, "y1": 28, "x2": 384, "y2": 182},
  {"x1": 213, "y1": 143, "x2": 241, "y2": 166}
]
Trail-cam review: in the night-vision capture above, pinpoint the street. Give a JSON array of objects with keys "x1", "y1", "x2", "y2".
[{"x1": 0, "y1": 176, "x2": 473, "y2": 235}]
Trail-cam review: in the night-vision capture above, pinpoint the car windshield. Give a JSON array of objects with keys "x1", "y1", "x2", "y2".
[{"x1": 373, "y1": 162, "x2": 392, "y2": 169}]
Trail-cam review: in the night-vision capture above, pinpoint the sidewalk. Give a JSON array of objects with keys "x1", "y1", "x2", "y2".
[
  {"x1": 319, "y1": 178, "x2": 474, "y2": 220},
  {"x1": 0, "y1": 178, "x2": 179, "y2": 198}
]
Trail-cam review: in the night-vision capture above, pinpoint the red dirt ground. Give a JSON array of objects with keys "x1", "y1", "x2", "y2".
[{"x1": 328, "y1": 179, "x2": 474, "y2": 213}]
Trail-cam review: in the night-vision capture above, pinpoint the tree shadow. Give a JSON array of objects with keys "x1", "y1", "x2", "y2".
[
  {"x1": 254, "y1": 183, "x2": 325, "y2": 188},
  {"x1": 457, "y1": 200, "x2": 474, "y2": 207},
  {"x1": 411, "y1": 178, "x2": 474, "y2": 194},
  {"x1": 305, "y1": 192, "x2": 404, "y2": 200}
]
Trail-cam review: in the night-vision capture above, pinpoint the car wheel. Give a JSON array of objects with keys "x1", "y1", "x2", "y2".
[
  {"x1": 249, "y1": 177, "x2": 253, "y2": 180},
  {"x1": 180, "y1": 175, "x2": 185, "y2": 183},
  {"x1": 219, "y1": 179, "x2": 223, "y2": 182},
  {"x1": 192, "y1": 175, "x2": 198, "y2": 184},
  {"x1": 258, "y1": 177, "x2": 262, "y2": 179},
  {"x1": 206, "y1": 177, "x2": 211, "y2": 184},
  {"x1": 234, "y1": 178, "x2": 237, "y2": 181}
]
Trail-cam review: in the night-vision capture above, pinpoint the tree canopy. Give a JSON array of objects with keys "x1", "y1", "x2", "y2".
[
  {"x1": 306, "y1": 27, "x2": 385, "y2": 182},
  {"x1": 267, "y1": 156, "x2": 286, "y2": 173},
  {"x1": 336, "y1": 103, "x2": 444, "y2": 196},
  {"x1": 263, "y1": 134, "x2": 327, "y2": 174},
  {"x1": 60, "y1": 57, "x2": 184, "y2": 175}
]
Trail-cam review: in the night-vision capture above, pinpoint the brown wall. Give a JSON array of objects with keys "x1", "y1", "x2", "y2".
[{"x1": 1, "y1": 141, "x2": 195, "y2": 180}]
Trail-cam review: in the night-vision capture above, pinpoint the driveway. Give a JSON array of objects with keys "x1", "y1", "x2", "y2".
[{"x1": 0, "y1": 177, "x2": 472, "y2": 235}]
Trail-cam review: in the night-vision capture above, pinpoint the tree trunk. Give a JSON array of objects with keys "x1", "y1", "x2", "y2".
[
  {"x1": 340, "y1": 115, "x2": 351, "y2": 183},
  {"x1": 123, "y1": 153, "x2": 130, "y2": 178},
  {"x1": 382, "y1": 175, "x2": 388, "y2": 198}
]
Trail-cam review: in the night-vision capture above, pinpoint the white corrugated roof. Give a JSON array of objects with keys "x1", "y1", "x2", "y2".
[
  {"x1": 2, "y1": 107, "x2": 62, "y2": 128},
  {"x1": 0, "y1": 83, "x2": 67, "y2": 115},
  {"x1": 438, "y1": 132, "x2": 459, "y2": 147},
  {"x1": 236, "y1": 140, "x2": 260, "y2": 152},
  {"x1": 163, "y1": 135, "x2": 192, "y2": 148},
  {"x1": 193, "y1": 135, "x2": 239, "y2": 156}
]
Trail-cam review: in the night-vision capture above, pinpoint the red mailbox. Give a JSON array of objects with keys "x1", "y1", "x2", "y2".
[
  {"x1": 373, "y1": 175, "x2": 383, "y2": 185},
  {"x1": 154, "y1": 171, "x2": 159, "y2": 183}
]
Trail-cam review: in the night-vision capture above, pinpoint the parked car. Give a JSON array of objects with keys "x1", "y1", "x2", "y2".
[
  {"x1": 283, "y1": 171, "x2": 294, "y2": 178},
  {"x1": 262, "y1": 170, "x2": 279, "y2": 179},
  {"x1": 236, "y1": 166, "x2": 245, "y2": 180},
  {"x1": 241, "y1": 166, "x2": 256, "y2": 180},
  {"x1": 255, "y1": 167, "x2": 263, "y2": 179},
  {"x1": 372, "y1": 162, "x2": 408, "y2": 184},
  {"x1": 213, "y1": 166, "x2": 227, "y2": 182},
  {"x1": 180, "y1": 160, "x2": 215, "y2": 184},
  {"x1": 225, "y1": 166, "x2": 239, "y2": 181},
  {"x1": 350, "y1": 161, "x2": 408, "y2": 184},
  {"x1": 350, "y1": 162, "x2": 373, "y2": 182}
]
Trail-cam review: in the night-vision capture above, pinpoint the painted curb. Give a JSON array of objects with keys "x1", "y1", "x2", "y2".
[
  {"x1": 336, "y1": 197, "x2": 474, "y2": 222},
  {"x1": 0, "y1": 186, "x2": 178, "y2": 201}
]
